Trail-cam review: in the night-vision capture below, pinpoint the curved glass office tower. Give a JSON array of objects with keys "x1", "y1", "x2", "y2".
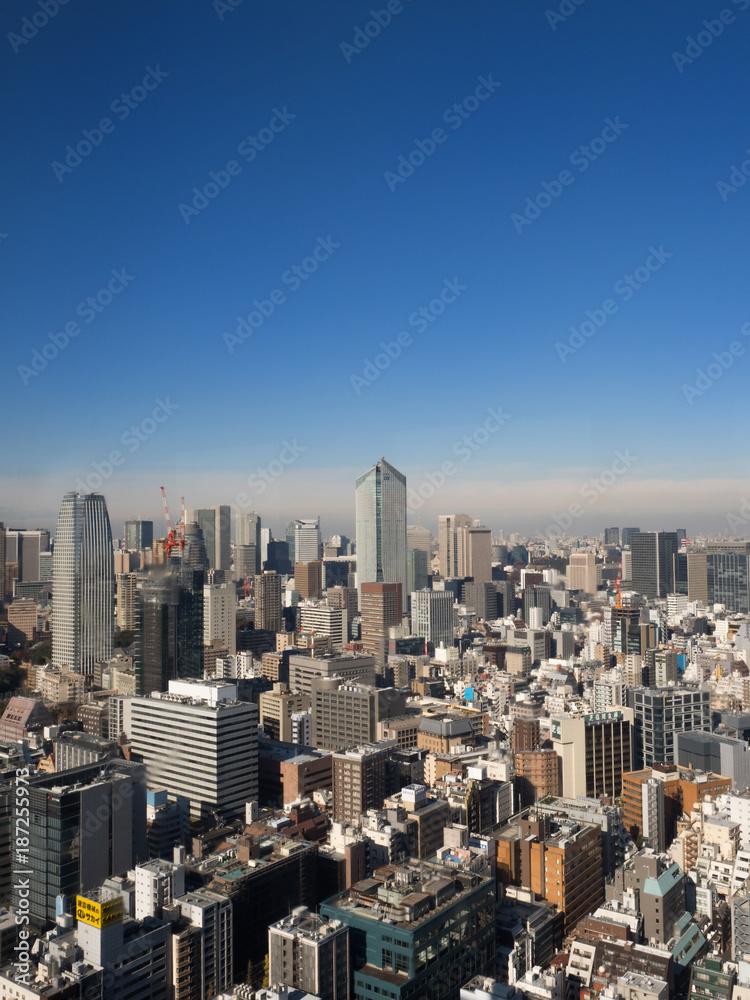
[{"x1": 52, "y1": 492, "x2": 114, "y2": 673}]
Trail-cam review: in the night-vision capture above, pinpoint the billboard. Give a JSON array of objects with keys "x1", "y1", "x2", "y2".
[{"x1": 75, "y1": 896, "x2": 123, "y2": 929}]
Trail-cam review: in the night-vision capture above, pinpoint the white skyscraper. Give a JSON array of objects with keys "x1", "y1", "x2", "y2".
[
  {"x1": 52, "y1": 492, "x2": 114, "y2": 674},
  {"x1": 203, "y1": 582, "x2": 236, "y2": 654},
  {"x1": 294, "y1": 518, "x2": 321, "y2": 563},
  {"x1": 355, "y1": 457, "x2": 407, "y2": 612},
  {"x1": 410, "y1": 589, "x2": 454, "y2": 649}
]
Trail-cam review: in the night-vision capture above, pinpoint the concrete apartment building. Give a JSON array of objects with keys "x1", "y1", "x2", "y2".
[
  {"x1": 495, "y1": 813, "x2": 604, "y2": 935},
  {"x1": 311, "y1": 677, "x2": 407, "y2": 751},
  {"x1": 259, "y1": 683, "x2": 311, "y2": 742},
  {"x1": 621, "y1": 763, "x2": 731, "y2": 842},
  {"x1": 268, "y1": 907, "x2": 349, "y2": 1000},
  {"x1": 288, "y1": 651, "x2": 377, "y2": 698},
  {"x1": 332, "y1": 740, "x2": 397, "y2": 825},
  {"x1": 515, "y1": 749, "x2": 561, "y2": 808}
]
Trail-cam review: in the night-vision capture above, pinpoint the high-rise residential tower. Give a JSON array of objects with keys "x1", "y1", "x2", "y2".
[
  {"x1": 355, "y1": 457, "x2": 407, "y2": 612},
  {"x1": 438, "y1": 514, "x2": 472, "y2": 578},
  {"x1": 52, "y1": 492, "x2": 114, "y2": 674}
]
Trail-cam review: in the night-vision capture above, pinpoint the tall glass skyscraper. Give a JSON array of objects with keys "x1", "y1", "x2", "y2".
[
  {"x1": 355, "y1": 457, "x2": 407, "y2": 612},
  {"x1": 52, "y1": 492, "x2": 114, "y2": 674}
]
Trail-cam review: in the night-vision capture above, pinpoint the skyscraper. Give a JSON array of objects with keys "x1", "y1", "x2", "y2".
[
  {"x1": 438, "y1": 513, "x2": 472, "y2": 578},
  {"x1": 139, "y1": 568, "x2": 205, "y2": 694},
  {"x1": 360, "y1": 581, "x2": 402, "y2": 662},
  {"x1": 293, "y1": 518, "x2": 321, "y2": 563},
  {"x1": 185, "y1": 505, "x2": 231, "y2": 574},
  {"x1": 355, "y1": 457, "x2": 407, "y2": 612},
  {"x1": 255, "y1": 570, "x2": 282, "y2": 632},
  {"x1": 124, "y1": 518, "x2": 153, "y2": 551},
  {"x1": 5, "y1": 529, "x2": 51, "y2": 583},
  {"x1": 631, "y1": 531, "x2": 678, "y2": 599},
  {"x1": 236, "y1": 511, "x2": 261, "y2": 574},
  {"x1": 52, "y1": 492, "x2": 114, "y2": 674},
  {"x1": 410, "y1": 588, "x2": 454, "y2": 650}
]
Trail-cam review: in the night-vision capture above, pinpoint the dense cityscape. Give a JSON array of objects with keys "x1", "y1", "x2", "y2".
[
  {"x1": 1, "y1": 468, "x2": 750, "y2": 1000},
  {"x1": 5, "y1": 1, "x2": 750, "y2": 998}
]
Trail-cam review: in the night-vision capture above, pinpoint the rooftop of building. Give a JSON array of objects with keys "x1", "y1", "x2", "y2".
[
  {"x1": 270, "y1": 907, "x2": 345, "y2": 940},
  {"x1": 323, "y1": 859, "x2": 491, "y2": 930},
  {"x1": 332, "y1": 739, "x2": 397, "y2": 761},
  {"x1": 194, "y1": 834, "x2": 316, "y2": 886},
  {"x1": 418, "y1": 716, "x2": 474, "y2": 737}
]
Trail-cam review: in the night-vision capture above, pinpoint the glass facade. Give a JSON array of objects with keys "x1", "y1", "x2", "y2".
[
  {"x1": 52, "y1": 492, "x2": 114, "y2": 674},
  {"x1": 355, "y1": 458, "x2": 407, "y2": 612}
]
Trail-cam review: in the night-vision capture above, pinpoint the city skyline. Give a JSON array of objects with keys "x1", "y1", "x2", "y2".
[
  {"x1": 3, "y1": 2, "x2": 749, "y2": 538},
  {"x1": 4, "y1": 465, "x2": 750, "y2": 541}
]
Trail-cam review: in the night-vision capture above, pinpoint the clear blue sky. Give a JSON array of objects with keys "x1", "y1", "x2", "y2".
[{"x1": 3, "y1": 0, "x2": 750, "y2": 538}]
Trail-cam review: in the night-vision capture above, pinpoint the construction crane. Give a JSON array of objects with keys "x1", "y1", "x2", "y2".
[{"x1": 159, "y1": 487, "x2": 185, "y2": 561}]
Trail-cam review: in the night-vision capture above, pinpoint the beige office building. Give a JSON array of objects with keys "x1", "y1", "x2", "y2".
[{"x1": 551, "y1": 708, "x2": 633, "y2": 800}]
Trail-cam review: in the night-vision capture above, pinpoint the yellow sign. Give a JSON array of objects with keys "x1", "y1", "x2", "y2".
[{"x1": 75, "y1": 896, "x2": 123, "y2": 928}]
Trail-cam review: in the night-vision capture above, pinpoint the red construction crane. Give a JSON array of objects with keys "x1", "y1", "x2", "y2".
[{"x1": 159, "y1": 486, "x2": 184, "y2": 560}]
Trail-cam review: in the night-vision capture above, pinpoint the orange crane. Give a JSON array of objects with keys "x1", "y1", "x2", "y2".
[{"x1": 159, "y1": 487, "x2": 185, "y2": 560}]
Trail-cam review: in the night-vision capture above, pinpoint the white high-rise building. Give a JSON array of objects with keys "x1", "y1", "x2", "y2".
[
  {"x1": 204, "y1": 582, "x2": 236, "y2": 654},
  {"x1": 129, "y1": 678, "x2": 258, "y2": 821},
  {"x1": 355, "y1": 457, "x2": 407, "y2": 612},
  {"x1": 52, "y1": 492, "x2": 114, "y2": 674},
  {"x1": 410, "y1": 589, "x2": 454, "y2": 649},
  {"x1": 299, "y1": 601, "x2": 348, "y2": 648},
  {"x1": 294, "y1": 518, "x2": 321, "y2": 563}
]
